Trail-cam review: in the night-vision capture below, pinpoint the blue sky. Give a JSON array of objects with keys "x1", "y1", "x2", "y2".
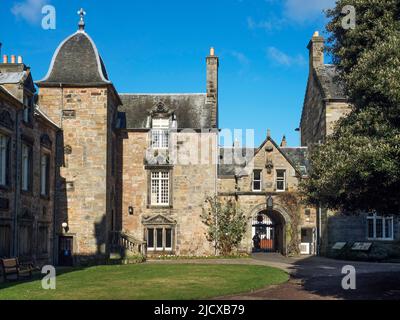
[{"x1": 1, "y1": 0, "x2": 336, "y2": 147}]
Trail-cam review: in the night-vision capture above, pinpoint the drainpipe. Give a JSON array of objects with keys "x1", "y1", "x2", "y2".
[
  {"x1": 317, "y1": 204, "x2": 322, "y2": 256},
  {"x1": 13, "y1": 108, "x2": 21, "y2": 257},
  {"x1": 214, "y1": 130, "x2": 218, "y2": 256},
  {"x1": 52, "y1": 83, "x2": 64, "y2": 265}
]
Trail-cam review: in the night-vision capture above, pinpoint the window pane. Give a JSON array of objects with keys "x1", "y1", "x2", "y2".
[
  {"x1": 385, "y1": 218, "x2": 393, "y2": 239},
  {"x1": 253, "y1": 181, "x2": 261, "y2": 191},
  {"x1": 276, "y1": 170, "x2": 286, "y2": 191},
  {"x1": 376, "y1": 218, "x2": 383, "y2": 238},
  {"x1": 254, "y1": 170, "x2": 261, "y2": 180},
  {"x1": 367, "y1": 219, "x2": 374, "y2": 238},
  {"x1": 41, "y1": 155, "x2": 47, "y2": 195},
  {"x1": 277, "y1": 170, "x2": 285, "y2": 178},
  {"x1": 147, "y1": 229, "x2": 154, "y2": 248},
  {"x1": 22, "y1": 144, "x2": 30, "y2": 191},
  {"x1": 165, "y1": 229, "x2": 172, "y2": 249},
  {"x1": 0, "y1": 135, "x2": 7, "y2": 186},
  {"x1": 156, "y1": 229, "x2": 163, "y2": 248}
]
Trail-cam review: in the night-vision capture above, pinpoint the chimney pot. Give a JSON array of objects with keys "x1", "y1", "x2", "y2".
[
  {"x1": 210, "y1": 47, "x2": 215, "y2": 56},
  {"x1": 10, "y1": 55, "x2": 16, "y2": 63},
  {"x1": 280, "y1": 135, "x2": 287, "y2": 148},
  {"x1": 17, "y1": 56, "x2": 23, "y2": 64},
  {"x1": 2, "y1": 55, "x2": 7, "y2": 64}
]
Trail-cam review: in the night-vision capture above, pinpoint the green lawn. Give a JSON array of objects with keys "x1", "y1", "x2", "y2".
[{"x1": 0, "y1": 264, "x2": 288, "y2": 300}]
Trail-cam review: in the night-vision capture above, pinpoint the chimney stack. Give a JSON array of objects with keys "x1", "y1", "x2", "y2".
[
  {"x1": 2, "y1": 55, "x2": 7, "y2": 64},
  {"x1": 17, "y1": 56, "x2": 23, "y2": 64},
  {"x1": 10, "y1": 55, "x2": 16, "y2": 64},
  {"x1": 280, "y1": 136, "x2": 287, "y2": 148},
  {"x1": 307, "y1": 31, "x2": 324, "y2": 72},
  {"x1": 206, "y1": 47, "x2": 219, "y2": 128}
]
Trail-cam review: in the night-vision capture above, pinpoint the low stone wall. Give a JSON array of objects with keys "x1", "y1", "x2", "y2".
[{"x1": 326, "y1": 214, "x2": 400, "y2": 262}]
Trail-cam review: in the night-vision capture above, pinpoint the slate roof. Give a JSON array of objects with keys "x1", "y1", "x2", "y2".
[
  {"x1": 218, "y1": 145, "x2": 309, "y2": 177},
  {"x1": 0, "y1": 72, "x2": 27, "y2": 84},
  {"x1": 118, "y1": 94, "x2": 214, "y2": 129},
  {"x1": 218, "y1": 147, "x2": 257, "y2": 176},
  {"x1": 37, "y1": 31, "x2": 110, "y2": 86},
  {"x1": 280, "y1": 147, "x2": 309, "y2": 176},
  {"x1": 314, "y1": 64, "x2": 346, "y2": 100}
]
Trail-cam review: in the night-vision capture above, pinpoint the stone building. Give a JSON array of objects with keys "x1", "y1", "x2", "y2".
[
  {"x1": 300, "y1": 32, "x2": 400, "y2": 259},
  {"x1": 218, "y1": 135, "x2": 315, "y2": 255},
  {"x1": 2, "y1": 14, "x2": 363, "y2": 265},
  {"x1": 0, "y1": 55, "x2": 58, "y2": 265}
]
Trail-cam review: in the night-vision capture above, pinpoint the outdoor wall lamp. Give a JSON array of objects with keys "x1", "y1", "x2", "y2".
[
  {"x1": 129, "y1": 206, "x2": 134, "y2": 215},
  {"x1": 62, "y1": 222, "x2": 69, "y2": 233}
]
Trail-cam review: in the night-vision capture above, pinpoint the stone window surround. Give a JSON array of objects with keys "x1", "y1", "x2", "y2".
[
  {"x1": 0, "y1": 130, "x2": 11, "y2": 189},
  {"x1": 21, "y1": 137, "x2": 34, "y2": 194},
  {"x1": 146, "y1": 165, "x2": 173, "y2": 209},
  {"x1": 252, "y1": 169, "x2": 262, "y2": 192},
  {"x1": 275, "y1": 169, "x2": 287, "y2": 192},
  {"x1": 145, "y1": 226, "x2": 175, "y2": 253},
  {"x1": 40, "y1": 150, "x2": 51, "y2": 199}
]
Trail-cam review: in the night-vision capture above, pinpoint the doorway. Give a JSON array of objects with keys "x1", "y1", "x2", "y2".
[
  {"x1": 252, "y1": 210, "x2": 285, "y2": 254},
  {"x1": 58, "y1": 236, "x2": 74, "y2": 266}
]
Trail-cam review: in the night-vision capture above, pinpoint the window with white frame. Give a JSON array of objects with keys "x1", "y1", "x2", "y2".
[
  {"x1": 151, "y1": 118, "x2": 169, "y2": 149},
  {"x1": 276, "y1": 170, "x2": 286, "y2": 192},
  {"x1": 0, "y1": 134, "x2": 10, "y2": 187},
  {"x1": 21, "y1": 143, "x2": 32, "y2": 192},
  {"x1": 253, "y1": 170, "x2": 262, "y2": 191},
  {"x1": 146, "y1": 227, "x2": 173, "y2": 252},
  {"x1": 40, "y1": 154, "x2": 50, "y2": 196},
  {"x1": 150, "y1": 171, "x2": 170, "y2": 206},
  {"x1": 367, "y1": 213, "x2": 394, "y2": 240}
]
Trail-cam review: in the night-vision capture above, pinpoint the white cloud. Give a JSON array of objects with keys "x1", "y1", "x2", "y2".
[
  {"x1": 231, "y1": 51, "x2": 250, "y2": 66},
  {"x1": 11, "y1": 0, "x2": 48, "y2": 24},
  {"x1": 267, "y1": 47, "x2": 306, "y2": 67},
  {"x1": 283, "y1": 0, "x2": 336, "y2": 23},
  {"x1": 247, "y1": 16, "x2": 284, "y2": 32}
]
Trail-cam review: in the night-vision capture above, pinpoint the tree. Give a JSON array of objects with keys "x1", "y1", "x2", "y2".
[
  {"x1": 301, "y1": 1, "x2": 400, "y2": 214},
  {"x1": 201, "y1": 196, "x2": 248, "y2": 256}
]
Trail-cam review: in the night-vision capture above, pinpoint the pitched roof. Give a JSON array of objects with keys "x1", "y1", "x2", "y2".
[
  {"x1": 314, "y1": 64, "x2": 346, "y2": 100},
  {"x1": 218, "y1": 139, "x2": 309, "y2": 178},
  {"x1": 37, "y1": 31, "x2": 111, "y2": 86},
  {"x1": 118, "y1": 94, "x2": 214, "y2": 129},
  {"x1": 280, "y1": 147, "x2": 309, "y2": 176},
  {"x1": 0, "y1": 72, "x2": 27, "y2": 84},
  {"x1": 218, "y1": 147, "x2": 256, "y2": 176}
]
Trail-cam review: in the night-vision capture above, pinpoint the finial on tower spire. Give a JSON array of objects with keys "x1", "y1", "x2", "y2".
[{"x1": 78, "y1": 8, "x2": 86, "y2": 31}]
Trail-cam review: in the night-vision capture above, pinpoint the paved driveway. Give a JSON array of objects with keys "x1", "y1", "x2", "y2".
[{"x1": 218, "y1": 253, "x2": 400, "y2": 300}]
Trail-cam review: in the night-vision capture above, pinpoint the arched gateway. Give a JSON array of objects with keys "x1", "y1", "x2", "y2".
[{"x1": 249, "y1": 203, "x2": 291, "y2": 255}]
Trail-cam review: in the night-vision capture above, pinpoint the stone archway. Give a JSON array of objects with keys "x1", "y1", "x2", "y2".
[{"x1": 248, "y1": 203, "x2": 292, "y2": 255}]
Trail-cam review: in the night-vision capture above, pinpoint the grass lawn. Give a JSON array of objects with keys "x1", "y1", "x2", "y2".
[{"x1": 0, "y1": 264, "x2": 288, "y2": 300}]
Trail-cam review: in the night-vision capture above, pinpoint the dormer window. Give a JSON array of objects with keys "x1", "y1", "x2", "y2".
[{"x1": 151, "y1": 118, "x2": 169, "y2": 149}]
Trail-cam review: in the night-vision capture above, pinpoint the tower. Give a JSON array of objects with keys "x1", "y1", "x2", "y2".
[{"x1": 36, "y1": 9, "x2": 121, "y2": 264}]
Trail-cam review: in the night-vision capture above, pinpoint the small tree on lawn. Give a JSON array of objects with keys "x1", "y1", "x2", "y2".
[{"x1": 201, "y1": 196, "x2": 247, "y2": 256}]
